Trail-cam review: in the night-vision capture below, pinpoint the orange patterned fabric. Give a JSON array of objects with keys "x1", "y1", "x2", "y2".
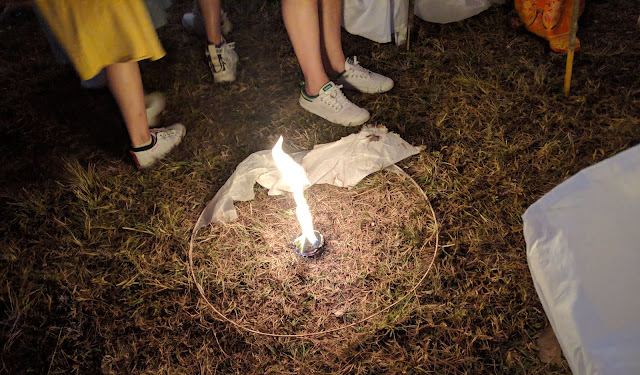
[{"x1": 515, "y1": 0, "x2": 585, "y2": 53}]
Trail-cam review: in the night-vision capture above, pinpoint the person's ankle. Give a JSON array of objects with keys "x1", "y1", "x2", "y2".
[
  {"x1": 326, "y1": 61, "x2": 346, "y2": 79},
  {"x1": 330, "y1": 69, "x2": 346, "y2": 81},
  {"x1": 304, "y1": 79, "x2": 330, "y2": 97},
  {"x1": 304, "y1": 86, "x2": 318, "y2": 97},
  {"x1": 207, "y1": 36, "x2": 224, "y2": 47},
  {"x1": 301, "y1": 83, "x2": 319, "y2": 101},
  {"x1": 131, "y1": 135, "x2": 154, "y2": 151}
]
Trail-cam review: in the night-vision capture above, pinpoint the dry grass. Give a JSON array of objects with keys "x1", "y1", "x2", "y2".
[
  {"x1": 1, "y1": 0, "x2": 640, "y2": 373},
  {"x1": 192, "y1": 171, "x2": 436, "y2": 337}
]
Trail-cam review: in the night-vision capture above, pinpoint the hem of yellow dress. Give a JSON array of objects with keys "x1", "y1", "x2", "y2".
[{"x1": 77, "y1": 51, "x2": 166, "y2": 82}]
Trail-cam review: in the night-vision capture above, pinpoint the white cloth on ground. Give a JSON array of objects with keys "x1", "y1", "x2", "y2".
[{"x1": 193, "y1": 126, "x2": 421, "y2": 232}]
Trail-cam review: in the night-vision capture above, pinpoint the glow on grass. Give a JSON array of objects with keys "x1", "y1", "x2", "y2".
[{"x1": 271, "y1": 136, "x2": 318, "y2": 246}]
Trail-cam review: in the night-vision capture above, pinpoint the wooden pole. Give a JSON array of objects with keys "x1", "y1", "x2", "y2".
[
  {"x1": 563, "y1": 0, "x2": 581, "y2": 97},
  {"x1": 406, "y1": 0, "x2": 415, "y2": 51}
]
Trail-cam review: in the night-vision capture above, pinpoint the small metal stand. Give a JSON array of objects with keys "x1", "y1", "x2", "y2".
[{"x1": 294, "y1": 230, "x2": 325, "y2": 258}]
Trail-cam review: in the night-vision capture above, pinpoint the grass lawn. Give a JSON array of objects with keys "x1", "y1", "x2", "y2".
[{"x1": 1, "y1": 0, "x2": 639, "y2": 373}]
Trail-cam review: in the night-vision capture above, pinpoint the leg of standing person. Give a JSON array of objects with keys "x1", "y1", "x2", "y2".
[
  {"x1": 199, "y1": 0, "x2": 222, "y2": 45},
  {"x1": 106, "y1": 61, "x2": 185, "y2": 169},
  {"x1": 105, "y1": 61, "x2": 150, "y2": 147},
  {"x1": 282, "y1": 0, "x2": 329, "y2": 96},
  {"x1": 36, "y1": 0, "x2": 185, "y2": 169},
  {"x1": 183, "y1": 0, "x2": 232, "y2": 37},
  {"x1": 318, "y1": 0, "x2": 394, "y2": 94},
  {"x1": 200, "y1": 0, "x2": 238, "y2": 83},
  {"x1": 318, "y1": 0, "x2": 345, "y2": 79},
  {"x1": 282, "y1": 0, "x2": 369, "y2": 126}
]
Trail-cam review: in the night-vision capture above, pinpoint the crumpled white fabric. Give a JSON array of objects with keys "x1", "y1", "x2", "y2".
[
  {"x1": 523, "y1": 144, "x2": 640, "y2": 375},
  {"x1": 193, "y1": 126, "x2": 420, "y2": 232},
  {"x1": 342, "y1": 0, "x2": 409, "y2": 44},
  {"x1": 414, "y1": 0, "x2": 504, "y2": 24},
  {"x1": 342, "y1": 0, "x2": 505, "y2": 44}
]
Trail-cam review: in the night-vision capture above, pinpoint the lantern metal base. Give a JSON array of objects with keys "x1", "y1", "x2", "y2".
[{"x1": 294, "y1": 230, "x2": 324, "y2": 258}]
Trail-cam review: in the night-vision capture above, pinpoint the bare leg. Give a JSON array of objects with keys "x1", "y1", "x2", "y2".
[
  {"x1": 318, "y1": 0, "x2": 346, "y2": 77},
  {"x1": 199, "y1": 0, "x2": 222, "y2": 45},
  {"x1": 105, "y1": 61, "x2": 150, "y2": 147},
  {"x1": 282, "y1": 0, "x2": 329, "y2": 96}
]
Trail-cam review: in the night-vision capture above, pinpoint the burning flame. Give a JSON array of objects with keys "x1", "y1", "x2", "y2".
[{"x1": 271, "y1": 136, "x2": 318, "y2": 246}]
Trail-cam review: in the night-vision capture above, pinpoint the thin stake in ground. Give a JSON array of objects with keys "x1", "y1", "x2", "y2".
[
  {"x1": 563, "y1": 0, "x2": 581, "y2": 97},
  {"x1": 406, "y1": 0, "x2": 416, "y2": 51}
]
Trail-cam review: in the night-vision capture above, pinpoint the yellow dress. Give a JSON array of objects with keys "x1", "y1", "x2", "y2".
[{"x1": 35, "y1": 0, "x2": 166, "y2": 80}]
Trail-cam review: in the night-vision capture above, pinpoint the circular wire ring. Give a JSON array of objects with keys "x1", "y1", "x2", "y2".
[{"x1": 188, "y1": 165, "x2": 439, "y2": 338}]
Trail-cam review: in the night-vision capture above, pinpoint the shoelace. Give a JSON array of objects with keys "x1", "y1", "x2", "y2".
[
  {"x1": 345, "y1": 56, "x2": 372, "y2": 79},
  {"x1": 151, "y1": 128, "x2": 174, "y2": 141},
  {"x1": 319, "y1": 84, "x2": 347, "y2": 111},
  {"x1": 215, "y1": 42, "x2": 235, "y2": 71}
]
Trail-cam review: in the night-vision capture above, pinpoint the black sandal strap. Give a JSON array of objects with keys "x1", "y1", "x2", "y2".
[{"x1": 131, "y1": 134, "x2": 157, "y2": 152}]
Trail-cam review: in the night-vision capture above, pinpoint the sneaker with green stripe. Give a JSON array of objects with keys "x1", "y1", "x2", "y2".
[{"x1": 298, "y1": 81, "x2": 370, "y2": 127}]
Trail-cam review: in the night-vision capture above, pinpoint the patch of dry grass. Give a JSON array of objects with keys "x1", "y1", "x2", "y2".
[
  {"x1": 1, "y1": 0, "x2": 639, "y2": 373},
  {"x1": 192, "y1": 171, "x2": 436, "y2": 337}
]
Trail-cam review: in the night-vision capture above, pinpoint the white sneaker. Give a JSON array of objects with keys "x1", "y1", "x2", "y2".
[
  {"x1": 130, "y1": 124, "x2": 186, "y2": 169},
  {"x1": 299, "y1": 82, "x2": 370, "y2": 127},
  {"x1": 206, "y1": 38, "x2": 238, "y2": 83},
  {"x1": 144, "y1": 92, "x2": 166, "y2": 128},
  {"x1": 335, "y1": 56, "x2": 394, "y2": 94}
]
